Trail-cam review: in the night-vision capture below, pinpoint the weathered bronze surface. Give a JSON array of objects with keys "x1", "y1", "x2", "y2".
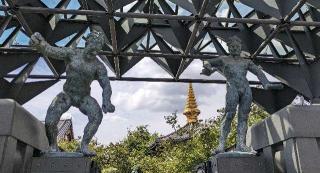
[
  {"x1": 30, "y1": 26, "x2": 115, "y2": 156},
  {"x1": 201, "y1": 36, "x2": 282, "y2": 154}
]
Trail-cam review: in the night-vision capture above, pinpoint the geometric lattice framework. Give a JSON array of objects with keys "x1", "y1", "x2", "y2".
[{"x1": 0, "y1": 0, "x2": 320, "y2": 113}]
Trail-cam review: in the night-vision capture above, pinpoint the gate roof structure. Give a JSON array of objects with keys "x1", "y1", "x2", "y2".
[{"x1": 0, "y1": 0, "x2": 320, "y2": 114}]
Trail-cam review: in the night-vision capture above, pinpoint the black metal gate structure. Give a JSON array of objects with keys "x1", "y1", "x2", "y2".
[{"x1": 0, "y1": 0, "x2": 319, "y2": 114}]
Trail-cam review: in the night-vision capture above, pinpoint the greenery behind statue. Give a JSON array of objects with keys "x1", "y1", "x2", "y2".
[{"x1": 59, "y1": 104, "x2": 268, "y2": 173}]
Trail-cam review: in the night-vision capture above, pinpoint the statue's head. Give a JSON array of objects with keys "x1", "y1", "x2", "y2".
[
  {"x1": 85, "y1": 30, "x2": 106, "y2": 55},
  {"x1": 227, "y1": 36, "x2": 242, "y2": 56}
]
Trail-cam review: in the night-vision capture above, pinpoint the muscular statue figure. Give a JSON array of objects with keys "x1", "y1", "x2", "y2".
[
  {"x1": 201, "y1": 36, "x2": 282, "y2": 154},
  {"x1": 30, "y1": 26, "x2": 115, "y2": 156}
]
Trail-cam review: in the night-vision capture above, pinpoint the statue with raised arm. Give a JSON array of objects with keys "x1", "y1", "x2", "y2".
[
  {"x1": 201, "y1": 36, "x2": 282, "y2": 154},
  {"x1": 30, "y1": 25, "x2": 115, "y2": 156}
]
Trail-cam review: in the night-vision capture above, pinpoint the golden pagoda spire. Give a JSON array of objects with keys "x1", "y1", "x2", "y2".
[{"x1": 183, "y1": 83, "x2": 200, "y2": 124}]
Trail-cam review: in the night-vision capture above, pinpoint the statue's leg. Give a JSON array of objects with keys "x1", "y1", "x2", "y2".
[
  {"x1": 45, "y1": 92, "x2": 71, "y2": 152},
  {"x1": 79, "y1": 96, "x2": 103, "y2": 156},
  {"x1": 214, "y1": 87, "x2": 238, "y2": 154},
  {"x1": 236, "y1": 87, "x2": 252, "y2": 152}
]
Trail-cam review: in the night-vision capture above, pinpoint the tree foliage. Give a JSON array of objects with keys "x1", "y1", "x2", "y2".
[
  {"x1": 164, "y1": 110, "x2": 180, "y2": 131},
  {"x1": 59, "y1": 104, "x2": 269, "y2": 173}
]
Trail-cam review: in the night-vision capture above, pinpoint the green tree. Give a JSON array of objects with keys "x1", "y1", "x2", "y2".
[
  {"x1": 59, "y1": 104, "x2": 269, "y2": 173},
  {"x1": 164, "y1": 111, "x2": 180, "y2": 131}
]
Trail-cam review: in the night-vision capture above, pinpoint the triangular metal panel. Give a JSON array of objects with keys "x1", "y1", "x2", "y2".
[
  {"x1": 210, "y1": 29, "x2": 264, "y2": 54},
  {"x1": 119, "y1": 56, "x2": 143, "y2": 76},
  {"x1": 99, "y1": 55, "x2": 115, "y2": 73},
  {"x1": 307, "y1": 0, "x2": 320, "y2": 9},
  {"x1": 275, "y1": 31, "x2": 319, "y2": 55},
  {"x1": 0, "y1": 53, "x2": 38, "y2": 77},
  {"x1": 2, "y1": 17, "x2": 20, "y2": 30},
  {"x1": 118, "y1": 25, "x2": 148, "y2": 50},
  {"x1": 152, "y1": 31, "x2": 182, "y2": 77},
  {"x1": 239, "y1": 0, "x2": 299, "y2": 19},
  {"x1": 252, "y1": 86, "x2": 298, "y2": 114},
  {"x1": 94, "y1": 0, "x2": 107, "y2": 9},
  {"x1": 276, "y1": 0, "x2": 299, "y2": 18},
  {"x1": 16, "y1": 80, "x2": 59, "y2": 104},
  {"x1": 167, "y1": 0, "x2": 197, "y2": 14},
  {"x1": 157, "y1": 0, "x2": 191, "y2": 51},
  {"x1": 46, "y1": 58, "x2": 65, "y2": 75},
  {"x1": 47, "y1": 21, "x2": 88, "y2": 44},
  {"x1": 151, "y1": 57, "x2": 174, "y2": 77},
  {"x1": 113, "y1": 0, "x2": 140, "y2": 10},
  {"x1": 152, "y1": 27, "x2": 184, "y2": 52},
  {"x1": 308, "y1": 7, "x2": 320, "y2": 22},
  {"x1": 239, "y1": 0, "x2": 281, "y2": 18},
  {"x1": 20, "y1": 13, "x2": 52, "y2": 37},
  {"x1": 256, "y1": 61, "x2": 313, "y2": 99}
]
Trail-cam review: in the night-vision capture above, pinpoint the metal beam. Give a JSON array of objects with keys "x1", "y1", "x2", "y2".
[
  {"x1": 1, "y1": 25, "x2": 20, "y2": 47},
  {"x1": 175, "y1": 0, "x2": 209, "y2": 79},
  {"x1": 8, "y1": 60, "x2": 37, "y2": 99},
  {"x1": 5, "y1": 0, "x2": 33, "y2": 35},
  {"x1": 285, "y1": 27, "x2": 313, "y2": 100},
  {"x1": 0, "y1": 15, "x2": 12, "y2": 37},
  {"x1": 4, "y1": 74, "x2": 282, "y2": 85},
  {"x1": 0, "y1": 5, "x2": 320, "y2": 27},
  {"x1": 105, "y1": 0, "x2": 120, "y2": 79},
  {"x1": 297, "y1": 10, "x2": 318, "y2": 57},
  {"x1": 0, "y1": 47, "x2": 312, "y2": 63},
  {"x1": 251, "y1": 0, "x2": 308, "y2": 59}
]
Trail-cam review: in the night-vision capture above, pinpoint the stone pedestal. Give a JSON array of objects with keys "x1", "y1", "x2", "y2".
[
  {"x1": 247, "y1": 105, "x2": 320, "y2": 173},
  {"x1": 31, "y1": 155, "x2": 100, "y2": 173},
  {"x1": 210, "y1": 153, "x2": 266, "y2": 173},
  {"x1": 0, "y1": 99, "x2": 49, "y2": 173}
]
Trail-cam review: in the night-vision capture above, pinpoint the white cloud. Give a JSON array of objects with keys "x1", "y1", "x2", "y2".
[{"x1": 103, "y1": 115, "x2": 128, "y2": 122}]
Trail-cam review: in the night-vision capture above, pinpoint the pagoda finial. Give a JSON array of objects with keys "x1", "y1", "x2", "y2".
[{"x1": 183, "y1": 83, "x2": 200, "y2": 124}]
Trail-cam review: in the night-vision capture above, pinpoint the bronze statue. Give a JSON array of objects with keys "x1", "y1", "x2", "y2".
[
  {"x1": 30, "y1": 26, "x2": 115, "y2": 156},
  {"x1": 201, "y1": 36, "x2": 282, "y2": 154}
]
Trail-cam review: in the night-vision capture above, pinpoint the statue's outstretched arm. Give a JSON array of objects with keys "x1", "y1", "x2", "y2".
[
  {"x1": 248, "y1": 61, "x2": 283, "y2": 90},
  {"x1": 205, "y1": 57, "x2": 223, "y2": 68},
  {"x1": 248, "y1": 61, "x2": 270, "y2": 88},
  {"x1": 201, "y1": 58, "x2": 222, "y2": 76},
  {"x1": 30, "y1": 32, "x2": 71, "y2": 61},
  {"x1": 97, "y1": 64, "x2": 115, "y2": 113}
]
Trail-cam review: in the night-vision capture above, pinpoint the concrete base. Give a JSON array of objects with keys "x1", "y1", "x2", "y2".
[
  {"x1": 31, "y1": 156, "x2": 100, "y2": 173},
  {"x1": 247, "y1": 105, "x2": 320, "y2": 173},
  {"x1": 210, "y1": 152, "x2": 266, "y2": 173},
  {"x1": 0, "y1": 99, "x2": 48, "y2": 173}
]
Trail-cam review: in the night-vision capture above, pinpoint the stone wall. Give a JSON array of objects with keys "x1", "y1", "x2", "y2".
[
  {"x1": 247, "y1": 105, "x2": 320, "y2": 173},
  {"x1": 0, "y1": 99, "x2": 48, "y2": 173}
]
